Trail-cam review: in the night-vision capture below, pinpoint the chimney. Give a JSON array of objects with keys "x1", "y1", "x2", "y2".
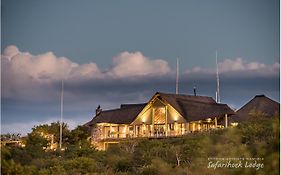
[
  {"x1": 96, "y1": 105, "x2": 102, "y2": 116},
  {"x1": 193, "y1": 86, "x2": 197, "y2": 96}
]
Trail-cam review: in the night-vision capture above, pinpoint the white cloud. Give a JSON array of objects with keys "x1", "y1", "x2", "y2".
[
  {"x1": 110, "y1": 51, "x2": 171, "y2": 77},
  {"x1": 218, "y1": 58, "x2": 269, "y2": 72},
  {"x1": 1, "y1": 45, "x2": 20, "y2": 60},
  {"x1": 218, "y1": 58, "x2": 279, "y2": 77},
  {"x1": 70, "y1": 63, "x2": 102, "y2": 80},
  {"x1": 186, "y1": 57, "x2": 279, "y2": 76},
  {"x1": 1, "y1": 47, "x2": 78, "y2": 100},
  {"x1": 2, "y1": 46, "x2": 171, "y2": 82}
]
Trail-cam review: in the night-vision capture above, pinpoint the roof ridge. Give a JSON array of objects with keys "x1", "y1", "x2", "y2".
[
  {"x1": 255, "y1": 94, "x2": 265, "y2": 98},
  {"x1": 254, "y1": 95, "x2": 279, "y2": 104},
  {"x1": 157, "y1": 91, "x2": 214, "y2": 98},
  {"x1": 100, "y1": 106, "x2": 139, "y2": 113},
  {"x1": 121, "y1": 103, "x2": 147, "y2": 105},
  {"x1": 120, "y1": 103, "x2": 147, "y2": 108},
  {"x1": 178, "y1": 99, "x2": 227, "y2": 105}
]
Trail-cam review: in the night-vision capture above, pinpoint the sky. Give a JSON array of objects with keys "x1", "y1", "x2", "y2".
[{"x1": 1, "y1": 0, "x2": 280, "y2": 135}]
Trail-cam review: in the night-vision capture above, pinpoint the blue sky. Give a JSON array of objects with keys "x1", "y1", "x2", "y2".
[
  {"x1": 1, "y1": 0, "x2": 279, "y2": 135},
  {"x1": 2, "y1": 0, "x2": 279, "y2": 68}
]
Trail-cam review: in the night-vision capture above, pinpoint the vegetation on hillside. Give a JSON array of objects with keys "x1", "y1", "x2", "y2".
[{"x1": 1, "y1": 115, "x2": 279, "y2": 175}]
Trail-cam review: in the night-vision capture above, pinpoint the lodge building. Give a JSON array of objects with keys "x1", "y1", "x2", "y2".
[{"x1": 85, "y1": 92, "x2": 235, "y2": 150}]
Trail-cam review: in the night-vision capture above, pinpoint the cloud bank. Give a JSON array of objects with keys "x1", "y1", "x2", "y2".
[
  {"x1": 1, "y1": 45, "x2": 279, "y2": 135},
  {"x1": 2, "y1": 45, "x2": 278, "y2": 101},
  {"x1": 2, "y1": 45, "x2": 171, "y2": 101}
]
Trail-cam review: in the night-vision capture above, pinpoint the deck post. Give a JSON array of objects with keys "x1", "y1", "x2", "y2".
[
  {"x1": 142, "y1": 123, "x2": 145, "y2": 137},
  {"x1": 165, "y1": 106, "x2": 168, "y2": 137},
  {"x1": 225, "y1": 114, "x2": 228, "y2": 128},
  {"x1": 133, "y1": 125, "x2": 135, "y2": 137},
  {"x1": 109, "y1": 124, "x2": 112, "y2": 138},
  {"x1": 174, "y1": 121, "x2": 178, "y2": 136},
  {"x1": 152, "y1": 107, "x2": 154, "y2": 137},
  {"x1": 215, "y1": 117, "x2": 217, "y2": 128}
]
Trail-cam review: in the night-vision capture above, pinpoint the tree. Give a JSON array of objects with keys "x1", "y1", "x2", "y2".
[
  {"x1": 25, "y1": 132, "x2": 49, "y2": 158},
  {"x1": 66, "y1": 125, "x2": 90, "y2": 145},
  {"x1": 30, "y1": 122, "x2": 69, "y2": 146},
  {"x1": 64, "y1": 125, "x2": 95, "y2": 158}
]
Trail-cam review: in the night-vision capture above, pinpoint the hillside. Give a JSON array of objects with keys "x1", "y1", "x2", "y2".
[{"x1": 1, "y1": 114, "x2": 279, "y2": 175}]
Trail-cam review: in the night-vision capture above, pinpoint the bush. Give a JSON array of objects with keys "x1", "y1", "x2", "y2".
[
  {"x1": 63, "y1": 157, "x2": 97, "y2": 174},
  {"x1": 114, "y1": 158, "x2": 133, "y2": 172}
]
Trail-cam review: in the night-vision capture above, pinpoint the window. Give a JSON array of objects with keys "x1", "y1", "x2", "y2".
[{"x1": 154, "y1": 107, "x2": 165, "y2": 124}]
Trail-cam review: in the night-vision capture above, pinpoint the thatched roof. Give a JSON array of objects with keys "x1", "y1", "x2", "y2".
[
  {"x1": 120, "y1": 103, "x2": 147, "y2": 109},
  {"x1": 86, "y1": 104, "x2": 146, "y2": 126},
  {"x1": 85, "y1": 92, "x2": 235, "y2": 126},
  {"x1": 156, "y1": 92, "x2": 235, "y2": 122},
  {"x1": 231, "y1": 95, "x2": 280, "y2": 122}
]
